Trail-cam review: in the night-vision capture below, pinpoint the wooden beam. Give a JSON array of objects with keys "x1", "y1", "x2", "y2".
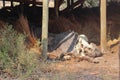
[
  {"x1": 55, "y1": 0, "x2": 59, "y2": 17},
  {"x1": 71, "y1": 0, "x2": 74, "y2": 4},
  {"x1": 67, "y1": 0, "x2": 70, "y2": 7},
  {"x1": 11, "y1": 0, "x2": 13, "y2": 8},
  {"x1": 61, "y1": 0, "x2": 85, "y2": 14},
  {"x1": 33, "y1": 0, "x2": 36, "y2": 6},
  {"x1": 71, "y1": 0, "x2": 74, "y2": 10},
  {"x1": 3, "y1": 0, "x2": 5, "y2": 7},
  {"x1": 20, "y1": 2, "x2": 23, "y2": 14},
  {"x1": 4, "y1": 0, "x2": 42, "y2": 5},
  {"x1": 100, "y1": 0, "x2": 107, "y2": 53},
  {"x1": 41, "y1": 0, "x2": 49, "y2": 60}
]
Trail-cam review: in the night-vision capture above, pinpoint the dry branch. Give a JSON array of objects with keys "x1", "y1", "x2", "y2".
[{"x1": 15, "y1": 15, "x2": 36, "y2": 47}]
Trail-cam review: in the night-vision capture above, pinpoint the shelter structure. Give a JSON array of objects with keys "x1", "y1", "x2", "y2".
[{"x1": 0, "y1": 0, "x2": 107, "y2": 58}]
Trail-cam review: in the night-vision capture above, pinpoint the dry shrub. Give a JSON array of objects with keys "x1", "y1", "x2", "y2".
[
  {"x1": 0, "y1": 24, "x2": 39, "y2": 79},
  {"x1": 13, "y1": 14, "x2": 36, "y2": 47}
]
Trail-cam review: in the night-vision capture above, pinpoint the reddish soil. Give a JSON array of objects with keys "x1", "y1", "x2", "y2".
[{"x1": 47, "y1": 42, "x2": 119, "y2": 80}]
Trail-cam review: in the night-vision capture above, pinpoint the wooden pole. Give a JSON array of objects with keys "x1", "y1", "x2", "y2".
[
  {"x1": 41, "y1": 0, "x2": 49, "y2": 60},
  {"x1": 33, "y1": 0, "x2": 36, "y2": 6},
  {"x1": 67, "y1": 0, "x2": 70, "y2": 7},
  {"x1": 100, "y1": 0, "x2": 107, "y2": 53},
  {"x1": 20, "y1": 2, "x2": 23, "y2": 14},
  {"x1": 55, "y1": 0, "x2": 59, "y2": 17},
  {"x1": 71, "y1": 0, "x2": 74, "y2": 10},
  {"x1": 71, "y1": 0, "x2": 74, "y2": 4},
  {"x1": 3, "y1": 0, "x2": 5, "y2": 7},
  {"x1": 11, "y1": 0, "x2": 13, "y2": 8}
]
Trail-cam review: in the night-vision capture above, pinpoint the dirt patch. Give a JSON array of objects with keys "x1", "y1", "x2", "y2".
[
  {"x1": 24, "y1": 42, "x2": 119, "y2": 80},
  {"x1": 47, "y1": 43, "x2": 119, "y2": 80}
]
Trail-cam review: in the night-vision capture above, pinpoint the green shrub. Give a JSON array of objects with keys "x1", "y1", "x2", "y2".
[{"x1": 0, "y1": 24, "x2": 39, "y2": 79}]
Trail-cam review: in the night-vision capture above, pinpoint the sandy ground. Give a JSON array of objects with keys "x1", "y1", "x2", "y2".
[
  {"x1": 46, "y1": 42, "x2": 119, "y2": 80},
  {"x1": 26, "y1": 41, "x2": 119, "y2": 80}
]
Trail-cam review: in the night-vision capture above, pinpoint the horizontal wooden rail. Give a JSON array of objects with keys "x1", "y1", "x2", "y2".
[
  {"x1": 61, "y1": 0, "x2": 85, "y2": 14},
  {"x1": 3, "y1": 0, "x2": 42, "y2": 5}
]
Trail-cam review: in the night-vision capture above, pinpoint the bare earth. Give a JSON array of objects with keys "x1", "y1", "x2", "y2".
[{"x1": 46, "y1": 43, "x2": 119, "y2": 80}]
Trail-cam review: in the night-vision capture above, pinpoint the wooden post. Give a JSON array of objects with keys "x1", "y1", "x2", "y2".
[
  {"x1": 3, "y1": 0, "x2": 5, "y2": 7},
  {"x1": 67, "y1": 0, "x2": 70, "y2": 7},
  {"x1": 20, "y1": 2, "x2": 23, "y2": 15},
  {"x1": 55, "y1": 0, "x2": 59, "y2": 17},
  {"x1": 11, "y1": 0, "x2": 13, "y2": 8},
  {"x1": 71, "y1": 0, "x2": 74, "y2": 10},
  {"x1": 71, "y1": 0, "x2": 74, "y2": 4},
  {"x1": 100, "y1": 0, "x2": 107, "y2": 53},
  {"x1": 33, "y1": 0, "x2": 36, "y2": 6},
  {"x1": 41, "y1": 0, "x2": 49, "y2": 60}
]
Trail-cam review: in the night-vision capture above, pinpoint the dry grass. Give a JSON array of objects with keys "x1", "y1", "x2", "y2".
[
  {"x1": 0, "y1": 24, "x2": 39, "y2": 79},
  {"x1": 14, "y1": 15, "x2": 37, "y2": 48}
]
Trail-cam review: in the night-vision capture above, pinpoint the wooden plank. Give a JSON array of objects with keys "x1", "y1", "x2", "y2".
[
  {"x1": 100, "y1": 0, "x2": 107, "y2": 53},
  {"x1": 55, "y1": 0, "x2": 59, "y2": 17},
  {"x1": 11, "y1": 0, "x2": 13, "y2": 8},
  {"x1": 33, "y1": 0, "x2": 36, "y2": 6},
  {"x1": 67, "y1": 0, "x2": 70, "y2": 7},
  {"x1": 4, "y1": 0, "x2": 42, "y2": 5},
  {"x1": 3, "y1": 0, "x2": 5, "y2": 7},
  {"x1": 41, "y1": 0, "x2": 49, "y2": 60},
  {"x1": 61, "y1": 0, "x2": 85, "y2": 14},
  {"x1": 54, "y1": 0, "x2": 64, "y2": 17},
  {"x1": 71, "y1": 0, "x2": 74, "y2": 4}
]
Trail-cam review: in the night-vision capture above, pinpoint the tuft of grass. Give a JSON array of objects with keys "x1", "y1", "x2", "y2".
[{"x1": 0, "y1": 24, "x2": 39, "y2": 79}]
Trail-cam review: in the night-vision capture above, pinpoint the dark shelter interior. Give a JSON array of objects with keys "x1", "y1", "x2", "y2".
[{"x1": 0, "y1": 0, "x2": 120, "y2": 46}]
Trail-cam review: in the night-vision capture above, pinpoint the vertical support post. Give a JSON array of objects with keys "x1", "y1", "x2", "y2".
[
  {"x1": 20, "y1": 2, "x2": 23, "y2": 15},
  {"x1": 41, "y1": 0, "x2": 49, "y2": 60},
  {"x1": 100, "y1": 0, "x2": 107, "y2": 53},
  {"x1": 33, "y1": 0, "x2": 36, "y2": 6},
  {"x1": 55, "y1": 0, "x2": 59, "y2": 17},
  {"x1": 67, "y1": 0, "x2": 70, "y2": 7},
  {"x1": 71, "y1": 0, "x2": 74, "y2": 4},
  {"x1": 3, "y1": 0, "x2": 5, "y2": 7},
  {"x1": 71, "y1": 0, "x2": 74, "y2": 10},
  {"x1": 11, "y1": 0, "x2": 13, "y2": 8}
]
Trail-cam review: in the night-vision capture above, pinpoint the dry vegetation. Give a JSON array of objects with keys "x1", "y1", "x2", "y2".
[
  {"x1": 14, "y1": 15, "x2": 37, "y2": 47},
  {"x1": 0, "y1": 24, "x2": 39, "y2": 79}
]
